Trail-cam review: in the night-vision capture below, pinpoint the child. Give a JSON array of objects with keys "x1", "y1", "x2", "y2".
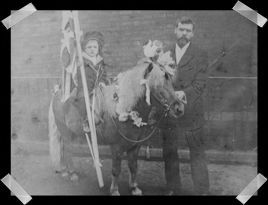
[{"x1": 75, "y1": 31, "x2": 109, "y2": 131}]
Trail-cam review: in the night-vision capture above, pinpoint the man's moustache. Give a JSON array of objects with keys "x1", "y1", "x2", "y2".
[{"x1": 180, "y1": 37, "x2": 188, "y2": 41}]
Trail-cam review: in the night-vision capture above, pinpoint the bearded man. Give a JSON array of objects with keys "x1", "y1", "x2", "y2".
[{"x1": 160, "y1": 16, "x2": 210, "y2": 195}]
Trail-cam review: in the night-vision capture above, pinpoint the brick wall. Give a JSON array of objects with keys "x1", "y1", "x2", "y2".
[{"x1": 11, "y1": 10, "x2": 257, "y2": 150}]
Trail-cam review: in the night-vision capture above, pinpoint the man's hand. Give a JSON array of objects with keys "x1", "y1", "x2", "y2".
[{"x1": 175, "y1": 91, "x2": 187, "y2": 104}]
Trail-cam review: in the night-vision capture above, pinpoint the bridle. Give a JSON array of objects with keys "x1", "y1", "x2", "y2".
[{"x1": 151, "y1": 92, "x2": 174, "y2": 118}]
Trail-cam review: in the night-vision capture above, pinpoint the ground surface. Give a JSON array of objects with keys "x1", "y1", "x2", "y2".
[{"x1": 11, "y1": 141, "x2": 257, "y2": 196}]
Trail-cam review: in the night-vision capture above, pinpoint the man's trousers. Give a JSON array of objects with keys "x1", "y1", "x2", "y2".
[{"x1": 161, "y1": 127, "x2": 209, "y2": 194}]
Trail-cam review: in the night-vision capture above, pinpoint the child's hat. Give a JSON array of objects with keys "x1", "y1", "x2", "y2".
[{"x1": 81, "y1": 31, "x2": 105, "y2": 50}]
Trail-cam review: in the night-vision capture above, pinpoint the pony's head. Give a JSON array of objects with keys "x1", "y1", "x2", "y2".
[{"x1": 142, "y1": 61, "x2": 184, "y2": 119}]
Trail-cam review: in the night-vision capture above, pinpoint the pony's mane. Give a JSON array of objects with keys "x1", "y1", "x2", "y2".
[
  {"x1": 93, "y1": 62, "x2": 166, "y2": 118},
  {"x1": 116, "y1": 62, "x2": 165, "y2": 113}
]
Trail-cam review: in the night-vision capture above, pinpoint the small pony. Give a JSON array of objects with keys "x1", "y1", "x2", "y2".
[{"x1": 49, "y1": 42, "x2": 184, "y2": 196}]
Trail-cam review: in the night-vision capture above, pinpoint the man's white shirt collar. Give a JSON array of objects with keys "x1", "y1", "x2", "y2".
[{"x1": 175, "y1": 42, "x2": 190, "y2": 65}]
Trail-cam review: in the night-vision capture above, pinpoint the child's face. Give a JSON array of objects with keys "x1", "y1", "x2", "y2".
[{"x1": 85, "y1": 40, "x2": 99, "y2": 57}]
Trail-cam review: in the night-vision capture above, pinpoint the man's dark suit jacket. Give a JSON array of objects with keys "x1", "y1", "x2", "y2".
[{"x1": 162, "y1": 42, "x2": 209, "y2": 130}]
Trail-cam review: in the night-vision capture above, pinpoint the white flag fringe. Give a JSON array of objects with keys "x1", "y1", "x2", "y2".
[{"x1": 48, "y1": 96, "x2": 62, "y2": 172}]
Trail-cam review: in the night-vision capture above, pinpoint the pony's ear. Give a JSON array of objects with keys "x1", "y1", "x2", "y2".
[{"x1": 143, "y1": 63, "x2": 154, "y2": 79}]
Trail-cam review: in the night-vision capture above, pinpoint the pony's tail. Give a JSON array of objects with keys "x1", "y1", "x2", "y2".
[{"x1": 48, "y1": 94, "x2": 63, "y2": 172}]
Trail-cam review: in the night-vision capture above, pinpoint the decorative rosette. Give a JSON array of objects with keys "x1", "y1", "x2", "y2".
[{"x1": 143, "y1": 40, "x2": 176, "y2": 76}]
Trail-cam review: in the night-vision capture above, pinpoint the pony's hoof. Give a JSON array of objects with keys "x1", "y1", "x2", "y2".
[
  {"x1": 110, "y1": 190, "x2": 120, "y2": 196},
  {"x1": 70, "y1": 173, "x2": 79, "y2": 181},
  {"x1": 131, "y1": 187, "x2": 142, "y2": 196}
]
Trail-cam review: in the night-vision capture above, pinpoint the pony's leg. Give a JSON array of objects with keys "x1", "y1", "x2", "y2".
[
  {"x1": 110, "y1": 146, "x2": 122, "y2": 196},
  {"x1": 127, "y1": 146, "x2": 142, "y2": 196},
  {"x1": 61, "y1": 135, "x2": 79, "y2": 181}
]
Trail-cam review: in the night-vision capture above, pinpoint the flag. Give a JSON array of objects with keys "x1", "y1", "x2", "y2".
[{"x1": 60, "y1": 11, "x2": 79, "y2": 101}]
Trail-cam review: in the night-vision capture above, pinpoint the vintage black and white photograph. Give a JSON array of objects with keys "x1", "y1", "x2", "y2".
[{"x1": 11, "y1": 10, "x2": 257, "y2": 196}]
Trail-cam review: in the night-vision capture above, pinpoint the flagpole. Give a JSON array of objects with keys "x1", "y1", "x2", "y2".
[{"x1": 72, "y1": 10, "x2": 104, "y2": 188}]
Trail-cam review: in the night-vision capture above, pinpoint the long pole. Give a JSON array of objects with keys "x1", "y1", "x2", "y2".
[{"x1": 72, "y1": 10, "x2": 104, "y2": 188}]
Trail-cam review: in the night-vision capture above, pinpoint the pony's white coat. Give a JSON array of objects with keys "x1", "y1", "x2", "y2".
[
  {"x1": 94, "y1": 62, "x2": 166, "y2": 120},
  {"x1": 115, "y1": 62, "x2": 165, "y2": 116}
]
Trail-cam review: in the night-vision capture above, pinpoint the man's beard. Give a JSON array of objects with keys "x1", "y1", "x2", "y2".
[{"x1": 177, "y1": 37, "x2": 189, "y2": 47}]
